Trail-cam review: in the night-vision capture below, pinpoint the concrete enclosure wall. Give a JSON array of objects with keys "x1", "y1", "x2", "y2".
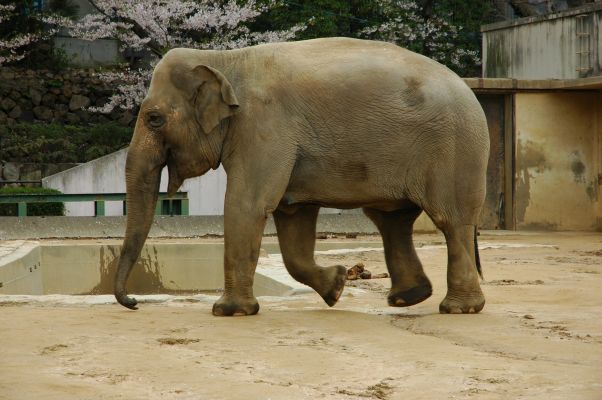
[
  {"x1": 54, "y1": 37, "x2": 121, "y2": 68},
  {"x1": 0, "y1": 242, "x2": 294, "y2": 296},
  {"x1": 515, "y1": 92, "x2": 602, "y2": 230},
  {"x1": 482, "y1": 4, "x2": 602, "y2": 79}
]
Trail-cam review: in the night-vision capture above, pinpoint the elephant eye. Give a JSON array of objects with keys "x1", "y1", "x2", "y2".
[{"x1": 146, "y1": 111, "x2": 165, "y2": 128}]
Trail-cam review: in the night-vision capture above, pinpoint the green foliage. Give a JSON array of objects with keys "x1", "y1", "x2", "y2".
[
  {"x1": 48, "y1": 0, "x2": 79, "y2": 18},
  {"x1": 0, "y1": 122, "x2": 133, "y2": 163},
  {"x1": 0, "y1": 187, "x2": 65, "y2": 216},
  {"x1": 254, "y1": 0, "x2": 378, "y2": 40},
  {"x1": 434, "y1": 0, "x2": 497, "y2": 76},
  {"x1": 254, "y1": 0, "x2": 497, "y2": 76}
]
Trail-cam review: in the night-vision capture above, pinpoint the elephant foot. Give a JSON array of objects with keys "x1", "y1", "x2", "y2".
[
  {"x1": 387, "y1": 281, "x2": 432, "y2": 307},
  {"x1": 439, "y1": 290, "x2": 485, "y2": 314},
  {"x1": 318, "y1": 265, "x2": 347, "y2": 307},
  {"x1": 212, "y1": 294, "x2": 260, "y2": 317},
  {"x1": 115, "y1": 292, "x2": 138, "y2": 310}
]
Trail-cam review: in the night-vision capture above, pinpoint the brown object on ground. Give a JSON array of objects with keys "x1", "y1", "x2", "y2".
[
  {"x1": 359, "y1": 271, "x2": 372, "y2": 279},
  {"x1": 316, "y1": 234, "x2": 328, "y2": 240},
  {"x1": 347, "y1": 262, "x2": 365, "y2": 280},
  {"x1": 346, "y1": 233, "x2": 358, "y2": 239},
  {"x1": 347, "y1": 263, "x2": 385, "y2": 280}
]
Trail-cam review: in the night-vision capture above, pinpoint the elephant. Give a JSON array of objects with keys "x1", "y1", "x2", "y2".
[{"x1": 114, "y1": 37, "x2": 489, "y2": 316}]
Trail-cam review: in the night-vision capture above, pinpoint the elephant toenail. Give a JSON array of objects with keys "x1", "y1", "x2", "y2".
[
  {"x1": 468, "y1": 307, "x2": 475, "y2": 313},
  {"x1": 395, "y1": 298, "x2": 406, "y2": 305}
]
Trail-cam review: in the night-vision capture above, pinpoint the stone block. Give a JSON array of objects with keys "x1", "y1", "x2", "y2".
[
  {"x1": 69, "y1": 94, "x2": 91, "y2": 111},
  {"x1": 8, "y1": 105, "x2": 21, "y2": 119},
  {"x1": 41, "y1": 93, "x2": 57, "y2": 107},
  {"x1": 9, "y1": 90, "x2": 21, "y2": 100},
  {"x1": 1, "y1": 97, "x2": 16, "y2": 111},
  {"x1": 33, "y1": 106, "x2": 53, "y2": 121},
  {"x1": 2, "y1": 162, "x2": 21, "y2": 181},
  {"x1": 29, "y1": 88, "x2": 42, "y2": 106}
]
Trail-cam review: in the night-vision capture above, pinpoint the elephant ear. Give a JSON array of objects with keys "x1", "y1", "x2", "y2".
[{"x1": 192, "y1": 65, "x2": 239, "y2": 134}]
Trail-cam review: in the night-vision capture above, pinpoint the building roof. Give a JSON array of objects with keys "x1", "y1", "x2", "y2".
[
  {"x1": 482, "y1": 2, "x2": 602, "y2": 32},
  {"x1": 464, "y1": 76, "x2": 602, "y2": 91}
]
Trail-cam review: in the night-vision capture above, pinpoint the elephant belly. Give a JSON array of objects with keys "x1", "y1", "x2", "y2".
[{"x1": 281, "y1": 177, "x2": 411, "y2": 212}]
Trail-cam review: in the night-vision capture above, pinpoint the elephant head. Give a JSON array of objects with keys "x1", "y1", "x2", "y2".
[{"x1": 114, "y1": 57, "x2": 239, "y2": 309}]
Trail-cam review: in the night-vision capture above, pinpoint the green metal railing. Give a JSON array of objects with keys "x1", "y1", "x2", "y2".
[{"x1": 0, "y1": 192, "x2": 189, "y2": 217}]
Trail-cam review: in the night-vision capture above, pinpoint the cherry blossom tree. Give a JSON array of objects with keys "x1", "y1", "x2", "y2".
[
  {"x1": 360, "y1": 0, "x2": 480, "y2": 73},
  {"x1": 59, "y1": 0, "x2": 305, "y2": 113},
  {"x1": 0, "y1": 3, "x2": 68, "y2": 65}
]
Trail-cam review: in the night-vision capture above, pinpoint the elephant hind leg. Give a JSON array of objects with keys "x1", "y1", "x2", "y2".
[
  {"x1": 419, "y1": 200, "x2": 485, "y2": 314},
  {"x1": 363, "y1": 206, "x2": 432, "y2": 307},
  {"x1": 273, "y1": 206, "x2": 347, "y2": 307},
  {"x1": 435, "y1": 223, "x2": 485, "y2": 313}
]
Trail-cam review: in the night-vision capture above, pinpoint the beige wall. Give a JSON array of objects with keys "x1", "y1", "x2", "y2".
[{"x1": 515, "y1": 92, "x2": 602, "y2": 230}]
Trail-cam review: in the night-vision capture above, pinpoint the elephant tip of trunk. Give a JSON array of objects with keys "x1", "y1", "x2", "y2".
[{"x1": 115, "y1": 292, "x2": 139, "y2": 310}]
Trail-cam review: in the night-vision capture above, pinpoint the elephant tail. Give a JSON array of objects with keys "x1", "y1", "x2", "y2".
[{"x1": 474, "y1": 226, "x2": 483, "y2": 280}]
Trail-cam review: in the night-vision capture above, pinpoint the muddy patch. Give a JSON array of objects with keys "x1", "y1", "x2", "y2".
[
  {"x1": 337, "y1": 378, "x2": 395, "y2": 399},
  {"x1": 484, "y1": 279, "x2": 544, "y2": 286},
  {"x1": 157, "y1": 338, "x2": 200, "y2": 346},
  {"x1": 40, "y1": 344, "x2": 68, "y2": 355}
]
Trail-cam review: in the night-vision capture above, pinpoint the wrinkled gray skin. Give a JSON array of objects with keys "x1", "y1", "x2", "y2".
[{"x1": 115, "y1": 38, "x2": 489, "y2": 316}]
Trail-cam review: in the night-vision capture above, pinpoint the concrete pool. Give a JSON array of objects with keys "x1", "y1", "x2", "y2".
[{"x1": 0, "y1": 239, "x2": 384, "y2": 298}]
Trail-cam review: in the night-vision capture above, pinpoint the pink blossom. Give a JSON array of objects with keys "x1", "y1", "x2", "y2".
[{"x1": 53, "y1": 0, "x2": 306, "y2": 112}]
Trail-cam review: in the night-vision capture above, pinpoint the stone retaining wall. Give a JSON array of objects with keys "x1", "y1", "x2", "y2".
[
  {"x1": 0, "y1": 162, "x2": 79, "y2": 185},
  {"x1": 0, "y1": 67, "x2": 135, "y2": 126}
]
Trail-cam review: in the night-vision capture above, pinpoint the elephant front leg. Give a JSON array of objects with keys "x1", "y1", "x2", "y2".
[
  {"x1": 273, "y1": 206, "x2": 347, "y2": 306},
  {"x1": 212, "y1": 205, "x2": 267, "y2": 317}
]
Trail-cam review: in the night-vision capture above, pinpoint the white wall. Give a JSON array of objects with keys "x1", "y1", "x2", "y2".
[{"x1": 43, "y1": 148, "x2": 227, "y2": 216}]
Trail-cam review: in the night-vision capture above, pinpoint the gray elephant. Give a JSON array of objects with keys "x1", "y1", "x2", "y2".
[{"x1": 114, "y1": 37, "x2": 489, "y2": 316}]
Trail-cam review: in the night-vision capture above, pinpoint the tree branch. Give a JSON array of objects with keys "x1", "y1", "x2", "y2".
[
  {"x1": 86, "y1": 0, "x2": 164, "y2": 57},
  {"x1": 509, "y1": 0, "x2": 540, "y2": 17}
]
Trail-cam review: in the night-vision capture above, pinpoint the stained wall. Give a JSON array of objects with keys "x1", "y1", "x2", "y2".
[
  {"x1": 482, "y1": 4, "x2": 602, "y2": 79},
  {"x1": 515, "y1": 92, "x2": 602, "y2": 230}
]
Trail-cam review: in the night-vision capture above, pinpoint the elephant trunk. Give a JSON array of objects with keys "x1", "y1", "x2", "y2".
[{"x1": 114, "y1": 149, "x2": 163, "y2": 309}]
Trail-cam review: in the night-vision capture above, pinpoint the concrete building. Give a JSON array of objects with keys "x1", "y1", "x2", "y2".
[
  {"x1": 53, "y1": 0, "x2": 122, "y2": 67},
  {"x1": 474, "y1": 3, "x2": 602, "y2": 231},
  {"x1": 483, "y1": 3, "x2": 602, "y2": 79}
]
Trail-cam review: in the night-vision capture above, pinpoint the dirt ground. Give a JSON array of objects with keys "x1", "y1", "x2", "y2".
[{"x1": 0, "y1": 231, "x2": 601, "y2": 400}]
